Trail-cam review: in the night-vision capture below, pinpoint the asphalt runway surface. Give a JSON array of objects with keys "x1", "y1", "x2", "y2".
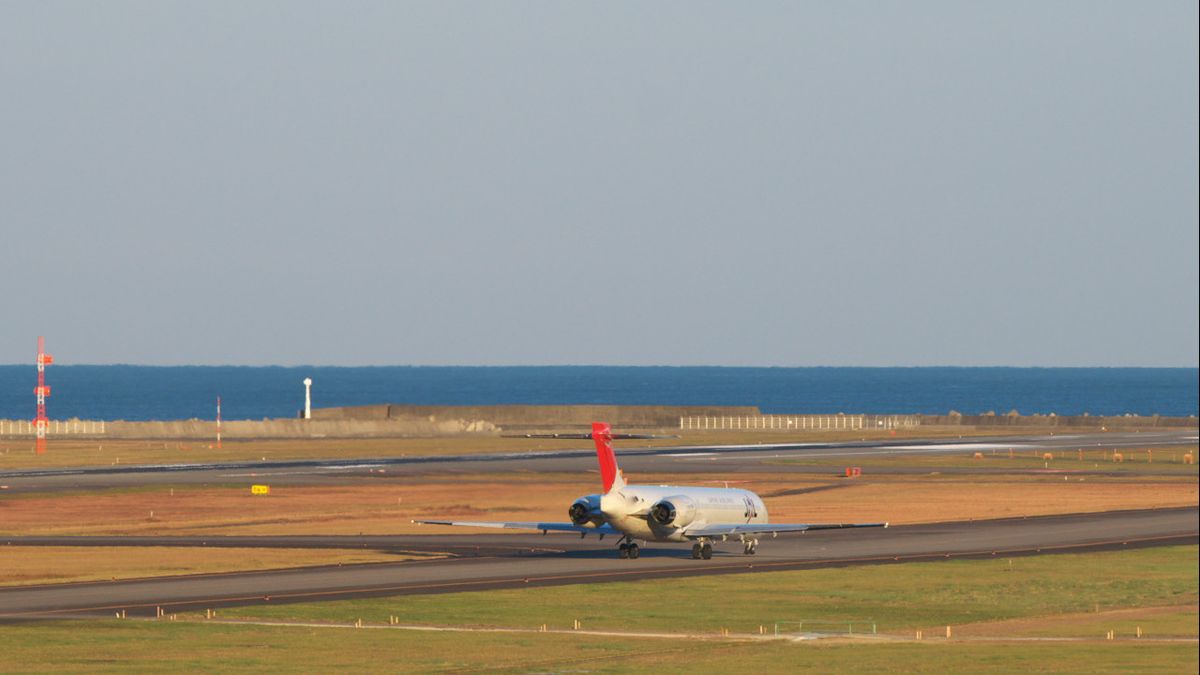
[
  {"x1": 0, "y1": 430, "x2": 1194, "y2": 493},
  {"x1": 2, "y1": 507, "x2": 1196, "y2": 619}
]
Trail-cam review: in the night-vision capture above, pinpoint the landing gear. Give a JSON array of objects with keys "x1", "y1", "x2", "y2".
[
  {"x1": 691, "y1": 541, "x2": 712, "y2": 560},
  {"x1": 742, "y1": 538, "x2": 758, "y2": 555},
  {"x1": 617, "y1": 537, "x2": 640, "y2": 560}
]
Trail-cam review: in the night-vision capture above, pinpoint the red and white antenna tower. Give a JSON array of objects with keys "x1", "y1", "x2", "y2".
[
  {"x1": 216, "y1": 396, "x2": 222, "y2": 449},
  {"x1": 35, "y1": 336, "x2": 53, "y2": 454}
]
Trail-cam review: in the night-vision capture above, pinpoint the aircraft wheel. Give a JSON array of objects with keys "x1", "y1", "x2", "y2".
[
  {"x1": 700, "y1": 542, "x2": 713, "y2": 560},
  {"x1": 618, "y1": 543, "x2": 629, "y2": 559},
  {"x1": 691, "y1": 543, "x2": 702, "y2": 560},
  {"x1": 628, "y1": 544, "x2": 640, "y2": 559}
]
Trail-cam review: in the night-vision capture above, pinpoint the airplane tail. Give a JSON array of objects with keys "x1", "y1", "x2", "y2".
[{"x1": 592, "y1": 422, "x2": 626, "y2": 493}]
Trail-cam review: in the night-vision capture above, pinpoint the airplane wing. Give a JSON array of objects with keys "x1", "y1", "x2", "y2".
[
  {"x1": 681, "y1": 522, "x2": 888, "y2": 538},
  {"x1": 413, "y1": 519, "x2": 619, "y2": 535}
]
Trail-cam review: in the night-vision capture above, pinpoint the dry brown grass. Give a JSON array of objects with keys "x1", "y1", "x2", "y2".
[
  {"x1": 1, "y1": 472, "x2": 1194, "y2": 537},
  {"x1": 0, "y1": 546, "x2": 426, "y2": 587},
  {"x1": 0, "y1": 426, "x2": 1079, "y2": 470}
]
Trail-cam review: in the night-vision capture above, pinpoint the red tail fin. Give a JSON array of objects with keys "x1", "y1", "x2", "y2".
[{"x1": 592, "y1": 422, "x2": 624, "y2": 492}]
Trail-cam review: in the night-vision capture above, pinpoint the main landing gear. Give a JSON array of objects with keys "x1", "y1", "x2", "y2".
[
  {"x1": 691, "y1": 541, "x2": 713, "y2": 560},
  {"x1": 617, "y1": 536, "x2": 640, "y2": 559},
  {"x1": 742, "y1": 538, "x2": 758, "y2": 555}
]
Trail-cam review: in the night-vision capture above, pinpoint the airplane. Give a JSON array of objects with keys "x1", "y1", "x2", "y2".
[{"x1": 415, "y1": 422, "x2": 887, "y2": 559}]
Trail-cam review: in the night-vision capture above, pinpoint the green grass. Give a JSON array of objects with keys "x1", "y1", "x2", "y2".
[
  {"x1": 996, "y1": 606, "x2": 1198, "y2": 638},
  {"x1": 0, "y1": 620, "x2": 1195, "y2": 674},
  {"x1": 213, "y1": 545, "x2": 1199, "y2": 634},
  {"x1": 3, "y1": 546, "x2": 1195, "y2": 672}
]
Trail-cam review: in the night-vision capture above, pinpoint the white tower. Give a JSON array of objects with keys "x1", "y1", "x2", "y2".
[{"x1": 303, "y1": 377, "x2": 313, "y2": 420}]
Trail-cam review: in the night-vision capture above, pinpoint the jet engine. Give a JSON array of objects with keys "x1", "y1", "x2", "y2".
[
  {"x1": 568, "y1": 495, "x2": 604, "y2": 527},
  {"x1": 649, "y1": 496, "x2": 697, "y2": 528}
]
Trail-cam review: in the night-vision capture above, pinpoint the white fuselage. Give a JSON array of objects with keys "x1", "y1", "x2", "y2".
[{"x1": 598, "y1": 485, "x2": 769, "y2": 542}]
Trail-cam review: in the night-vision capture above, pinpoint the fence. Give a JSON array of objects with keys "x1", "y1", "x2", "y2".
[
  {"x1": 0, "y1": 419, "x2": 106, "y2": 436},
  {"x1": 774, "y1": 620, "x2": 877, "y2": 636},
  {"x1": 680, "y1": 414, "x2": 919, "y2": 431}
]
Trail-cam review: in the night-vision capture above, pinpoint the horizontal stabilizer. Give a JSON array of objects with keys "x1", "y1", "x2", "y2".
[{"x1": 413, "y1": 519, "x2": 618, "y2": 535}]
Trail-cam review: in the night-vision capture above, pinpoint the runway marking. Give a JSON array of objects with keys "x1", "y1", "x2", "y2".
[
  {"x1": 884, "y1": 443, "x2": 1027, "y2": 451},
  {"x1": 3, "y1": 533, "x2": 1194, "y2": 619},
  {"x1": 221, "y1": 469, "x2": 382, "y2": 477},
  {"x1": 681, "y1": 446, "x2": 1031, "y2": 461}
]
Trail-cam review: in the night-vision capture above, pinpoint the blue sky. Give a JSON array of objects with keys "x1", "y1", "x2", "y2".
[{"x1": 1, "y1": 2, "x2": 1196, "y2": 366}]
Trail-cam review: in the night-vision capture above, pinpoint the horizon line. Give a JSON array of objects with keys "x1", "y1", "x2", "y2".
[{"x1": 0, "y1": 363, "x2": 1197, "y2": 369}]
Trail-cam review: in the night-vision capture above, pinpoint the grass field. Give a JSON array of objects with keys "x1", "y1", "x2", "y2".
[
  {"x1": 4, "y1": 619, "x2": 1195, "y2": 672},
  {"x1": 772, "y1": 446, "x2": 1199, "y2": 475},
  {"x1": 0, "y1": 547, "x2": 426, "y2": 587},
  {"x1": 1, "y1": 621, "x2": 1195, "y2": 673},
  {"x1": 2, "y1": 430, "x2": 1194, "y2": 671},
  {"x1": 211, "y1": 545, "x2": 1199, "y2": 635},
  {"x1": 1, "y1": 472, "x2": 1194, "y2": 537},
  {"x1": 0, "y1": 426, "x2": 1166, "y2": 469},
  {"x1": 2, "y1": 545, "x2": 1196, "y2": 673}
]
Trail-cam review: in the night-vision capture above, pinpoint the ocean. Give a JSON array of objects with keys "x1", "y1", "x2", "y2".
[{"x1": 0, "y1": 366, "x2": 1195, "y2": 422}]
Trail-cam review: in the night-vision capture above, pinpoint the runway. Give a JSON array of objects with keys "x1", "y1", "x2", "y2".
[
  {"x1": 2, "y1": 507, "x2": 1195, "y2": 619},
  {"x1": 0, "y1": 430, "x2": 1194, "y2": 493}
]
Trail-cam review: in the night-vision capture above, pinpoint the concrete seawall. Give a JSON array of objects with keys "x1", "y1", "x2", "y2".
[{"x1": 311, "y1": 404, "x2": 763, "y2": 429}]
